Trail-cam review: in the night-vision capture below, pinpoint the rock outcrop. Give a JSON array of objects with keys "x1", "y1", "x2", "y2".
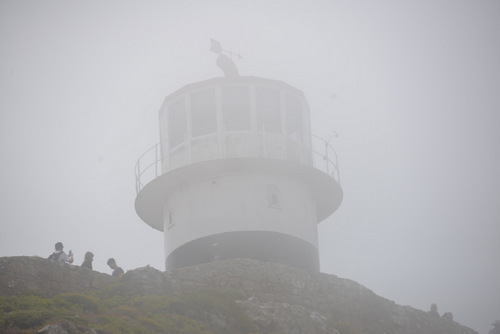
[
  {"x1": 0, "y1": 256, "x2": 112, "y2": 297},
  {"x1": 167, "y1": 259, "x2": 477, "y2": 334},
  {"x1": 0, "y1": 256, "x2": 478, "y2": 334}
]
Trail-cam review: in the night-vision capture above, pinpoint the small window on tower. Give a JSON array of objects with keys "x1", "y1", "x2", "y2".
[
  {"x1": 267, "y1": 185, "x2": 282, "y2": 209},
  {"x1": 167, "y1": 211, "x2": 175, "y2": 229}
]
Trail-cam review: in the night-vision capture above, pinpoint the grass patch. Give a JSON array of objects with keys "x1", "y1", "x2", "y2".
[{"x1": 0, "y1": 287, "x2": 256, "y2": 333}]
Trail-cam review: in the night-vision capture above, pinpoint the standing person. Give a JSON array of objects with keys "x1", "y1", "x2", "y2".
[
  {"x1": 107, "y1": 258, "x2": 124, "y2": 277},
  {"x1": 429, "y1": 303, "x2": 439, "y2": 317},
  {"x1": 48, "y1": 242, "x2": 73, "y2": 264},
  {"x1": 490, "y1": 320, "x2": 500, "y2": 334},
  {"x1": 81, "y1": 251, "x2": 94, "y2": 270}
]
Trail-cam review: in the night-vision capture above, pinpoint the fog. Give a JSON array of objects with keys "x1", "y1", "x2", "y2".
[{"x1": 1, "y1": 1, "x2": 499, "y2": 333}]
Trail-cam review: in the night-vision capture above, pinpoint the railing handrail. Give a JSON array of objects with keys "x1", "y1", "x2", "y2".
[{"x1": 135, "y1": 131, "x2": 340, "y2": 194}]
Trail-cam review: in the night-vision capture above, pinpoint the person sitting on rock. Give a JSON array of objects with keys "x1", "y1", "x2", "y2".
[
  {"x1": 107, "y1": 258, "x2": 124, "y2": 277},
  {"x1": 48, "y1": 242, "x2": 73, "y2": 264},
  {"x1": 81, "y1": 251, "x2": 94, "y2": 270}
]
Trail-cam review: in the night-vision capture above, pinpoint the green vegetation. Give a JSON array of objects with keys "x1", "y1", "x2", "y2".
[{"x1": 0, "y1": 283, "x2": 258, "y2": 334}]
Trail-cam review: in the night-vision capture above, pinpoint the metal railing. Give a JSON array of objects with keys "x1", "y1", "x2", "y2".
[{"x1": 135, "y1": 131, "x2": 340, "y2": 193}]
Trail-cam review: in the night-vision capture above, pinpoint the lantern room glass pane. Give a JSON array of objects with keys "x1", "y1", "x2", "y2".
[
  {"x1": 285, "y1": 94, "x2": 302, "y2": 142},
  {"x1": 222, "y1": 86, "x2": 250, "y2": 131},
  {"x1": 191, "y1": 89, "x2": 216, "y2": 137},
  {"x1": 168, "y1": 98, "x2": 186, "y2": 148},
  {"x1": 256, "y1": 87, "x2": 281, "y2": 133}
]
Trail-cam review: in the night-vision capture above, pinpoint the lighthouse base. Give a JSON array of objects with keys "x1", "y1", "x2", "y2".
[{"x1": 166, "y1": 231, "x2": 319, "y2": 272}]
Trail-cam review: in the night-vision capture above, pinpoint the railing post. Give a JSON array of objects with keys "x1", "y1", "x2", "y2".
[
  {"x1": 136, "y1": 160, "x2": 141, "y2": 193},
  {"x1": 164, "y1": 140, "x2": 170, "y2": 173},
  {"x1": 262, "y1": 125, "x2": 267, "y2": 159},
  {"x1": 219, "y1": 124, "x2": 226, "y2": 159},
  {"x1": 324, "y1": 140, "x2": 329, "y2": 175},
  {"x1": 185, "y1": 131, "x2": 190, "y2": 166},
  {"x1": 155, "y1": 144, "x2": 158, "y2": 178}
]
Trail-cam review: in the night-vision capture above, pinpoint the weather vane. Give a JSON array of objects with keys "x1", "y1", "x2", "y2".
[{"x1": 210, "y1": 38, "x2": 241, "y2": 77}]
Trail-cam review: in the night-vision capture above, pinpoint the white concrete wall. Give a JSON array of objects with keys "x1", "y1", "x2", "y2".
[{"x1": 162, "y1": 171, "x2": 318, "y2": 258}]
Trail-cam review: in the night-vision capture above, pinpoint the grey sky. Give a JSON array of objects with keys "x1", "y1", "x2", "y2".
[{"x1": 1, "y1": 1, "x2": 499, "y2": 333}]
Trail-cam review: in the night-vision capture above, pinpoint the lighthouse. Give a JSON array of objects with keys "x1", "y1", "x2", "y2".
[{"x1": 135, "y1": 45, "x2": 342, "y2": 272}]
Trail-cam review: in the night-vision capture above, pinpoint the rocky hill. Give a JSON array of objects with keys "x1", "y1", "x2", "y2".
[{"x1": 0, "y1": 256, "x2": 477, "y2": 334}]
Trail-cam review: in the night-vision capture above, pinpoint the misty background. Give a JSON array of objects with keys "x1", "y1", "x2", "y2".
[{"x1": 1, "y1": 1, "x2": 499, "y2": 333}]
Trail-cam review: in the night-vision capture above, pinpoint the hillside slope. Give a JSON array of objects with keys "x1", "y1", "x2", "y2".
[{"x1": 0, "y1": 256, "x2": 477, "y2": 334}]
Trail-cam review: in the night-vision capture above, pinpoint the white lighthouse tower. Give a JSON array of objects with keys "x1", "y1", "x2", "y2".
[{"x1": 135, "y1": 44, "x2": 342, "y2": 272}]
